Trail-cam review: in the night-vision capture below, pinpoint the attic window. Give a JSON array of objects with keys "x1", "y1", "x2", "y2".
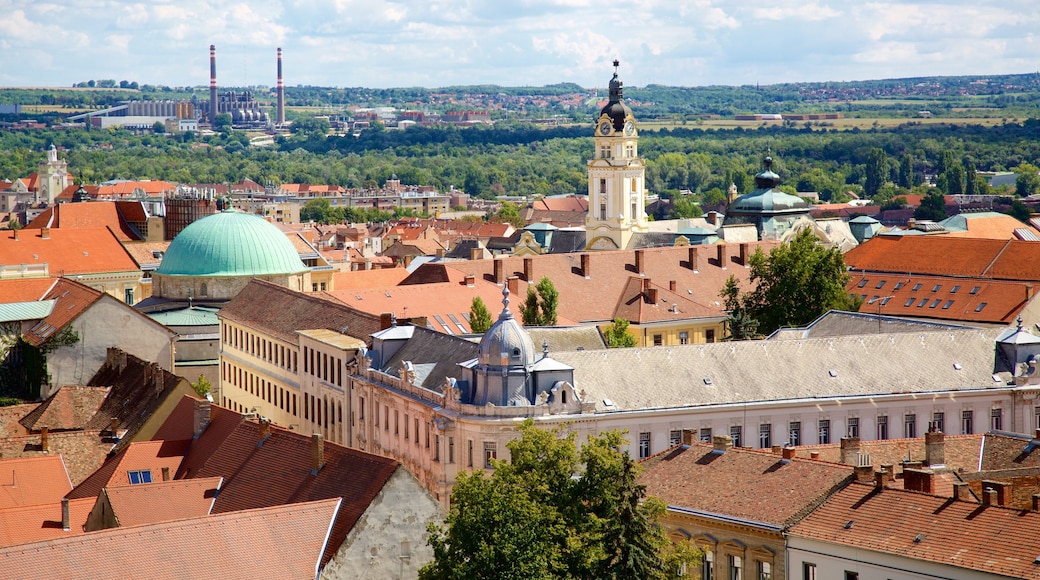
[
  {"x1": 355, "y1": 295, "x2": 362, "y2": 300},
  {"x1": 917, "y1": 298, "x2": 928, "y2": 308},
  {"x1": 942, "y1": 300, "x2": 954, "y2": 309},
  {"x1": 703, "y1": 377, "x2": 713, "y2": 385},
  {"x1": 828, "y1": 369, "x2": 838, "y2": 377},
  {"x1": 929, "y1": 299, "x2": 941, "y2": 308},
  {"x1": 975, "y1": 302, "x2": 987, "y2": 312},
  {"x1": 904, "y1": 298, "x2": 915, "y2": 307},
  {"x1": 912, "y1": 283, "x2": 922, "y2": 291},
  {"x1": 894, "y1": 282, "x2": 905, "y2": 291},
  {"x1": 950, "y1": 285, "x2": 960, "y2": 293},
  {"x1": 970, "y1": 286, "x2": 981, "y2": 294},
  {"x1": 953, "y1": 363, "x2": 963, "y2": 370},
  {"x1": 857, "y1": 279, "x2": 868, "y2": 288},
  {"x1": 875, "y1": 281, "x2": 885, "y2": 289},
  {"x1": 867, "y1": 296, "x2": 879, "y2": 305},
  {"x1": 880, "y1": 297, "x2": 892, "y2": 306},
  {"x1": 931, "y1": 284, "x2": 941, "y2": 292},
  {"x1": 128, "y1": 470, "x2": 153, "y2": 485},
  {"x1": 913, "y1": 533, "x2": 925, "y2": 543}
]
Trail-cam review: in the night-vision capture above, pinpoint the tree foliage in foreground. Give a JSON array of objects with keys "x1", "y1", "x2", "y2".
[
  {"x1": 604, "y1": 318, "x2": 637, "y2": 348},
  {"x1": 420, "y1": 420, "x2": 699, "y2": 580},
  {"x1": 468, "y1": 296, "x2": 493, "y2": 334},
  {"x1": 724, "y1": 229, "x2": 860, "y2": 337}
]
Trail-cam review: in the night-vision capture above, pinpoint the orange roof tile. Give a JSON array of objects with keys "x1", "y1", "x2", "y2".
[
  {"x1": 66, "y1": 440, "x2": 190, "y2": 500},
  {"x1": 533, "y1": 196, "x2": 588, "y2": 212},
  {"x1": 0, "y1": 278, "x2": 58, "y2": 304},
  {"x1": 0, "y1": 431, "x2": 113, "y2": 486},
  {"x1": 612, "y1": 276, "x2": 722, "y2": 324},
  {"x1": 26, "y1": 202, "x2": 145, "y2": 241},
  {"x1": 120, "y1": 240, "x2": 170, "y2": 269},
  {"x1": 0, "y1": 227, "x2": 140, "y2": 276},
  {"x1": 0, "y1": 456, "x2": 72, "y2": 509},
  {"x1": 19, "y1": 386, "x2": 108, "y2": 431},
  {"x1": 332, "y1": 267, "x2": 410, "y2": 290},
  {"x1": 640, "y1": 442, "x2": 852, "y2": 529},
  {"x1": 848, "y1": 273, "x2": 1033, "y2": 324},
  {"x1": 21, "y1": 278, "x2": 104, "y2": 347},
  {"x1": 101, "y1": 476, "x2": 222, "y2": 528},
  {"x1": 789, "y1": 482, "x2": 1040, "y2": 579},
  {"x1": 846, "y1": 237, "x2": 1040, "y2": 281},
  {"x1": 0, "y1": 404, "x2": 36, "y2": 438},
  {"x1": 0, "y1": 498, "x2": 341, "y2": 579},
  {"x1": 0, "y1": 497, "x2": 94, "y2": 547}
]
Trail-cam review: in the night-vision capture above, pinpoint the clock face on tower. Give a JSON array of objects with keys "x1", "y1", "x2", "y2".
[
  {"x1": 598, "y1": 120, "x2": 613, "y2": 136},
  {"x1": 624, "y1": 120, "x2": 635, "y2": 136}
]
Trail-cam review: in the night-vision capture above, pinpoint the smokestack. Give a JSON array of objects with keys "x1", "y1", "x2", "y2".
[
  {"x1": 276, "y1": 47, "x2": 285, "y2": 125},
  {"x1": 40, "y1": 426, "x2": 49, "y2": 452},
  {"x1": 311, "y1": 433, "x2": 325, "y2": 474},
  {"x1": 209, "y1": 44, "x2": 218, "y2": 123},
  {"x1": 61, "y1": 498, "x2": 70, "y2": 531}
]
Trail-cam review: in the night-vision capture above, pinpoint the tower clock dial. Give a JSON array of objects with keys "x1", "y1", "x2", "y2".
[
  {"x1": 598, "y1": 120, "x2": 613, "y2": 136},
  {"x1": 624, "y1": 120, "x2": 635, "y2": 135}
]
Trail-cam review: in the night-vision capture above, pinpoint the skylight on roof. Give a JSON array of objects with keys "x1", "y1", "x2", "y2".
[
  {"x1": 857, "y1": 279, "x2": 868, "y2": 288},
  {"x1": 917, "y1": 298, "x2": 928, "y2": 308},
  {"x1": 929, "y1": 299, "x2": 941, "y2": 308},
  {"x1": 912, "y1": 283, "x2": 922, "y2": 291},
  {"x1": 942, "y1": 300, "x2": 953, "y2": 309},
  {"x1": 970, "y1": 286, "x2": 981, "y2": 294},
  {"x1": 950, "y1": 285, "x2": 960, "y2": 293},
  {"x1": 880, "y1": 297, "x2": 891, "y2": 306},
  {"x1": 875, "y1": 281, "x2": 885, "y2": 289},
  {"x1": 976, "y1": 302, "x2": 987, "y2": 312},
  {"x1": 894, "y1": 282, "x2": 905, "y2": 290},
  {"x1": 904, "y1": 298, "x2": 915, "y2": 307},
  {"x1": 932, "y1": 284, "x2": 941, "y2": 292}
]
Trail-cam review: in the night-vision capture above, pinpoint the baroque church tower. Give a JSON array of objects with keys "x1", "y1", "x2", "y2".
[
  {"x1": 585, "y1": 61, "x2": 648, "y2": 250},
  {"x1": 37, "y1": 144, "x2": 68, "y2": 205}
]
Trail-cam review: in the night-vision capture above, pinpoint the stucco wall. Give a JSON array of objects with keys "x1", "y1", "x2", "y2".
[
  {"x1": 45, "y1": 295, "x2": 174, "y2": 398},
  {"x1": 321, "y1": 466, "x2": 442, "y2": 580}
]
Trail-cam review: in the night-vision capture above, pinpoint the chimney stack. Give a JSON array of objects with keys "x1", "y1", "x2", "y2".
[
  {"x1": 982, "y1": 480, "x2": 1010, "y2": 506},
  {"x1": 681, "y1": 429, "x2": 695, "y2": 446},
  {"x1": 903, "y1": 468, "x2": 935, "y2": 494},
  {"x1": 493, "y1": 259, "x2": 504, "y2": 285},
  {"x1": 925, "y1": 429, "x2": 945, "y2": 467},
  {"x1": 854, "y1": 464, "x2": 873, "y2": 482},
  {"x1": 276, "y1": 47, "x2": 285, "y2": 125},
  {"x1": 161, "y1": 466, "x2": 171, "y2": 481},
  {"x1": 1032, "y1": 493, "x2": 1040, "y2": 512},
  {"x1": 839, "y1": 436, "x2": 861, "y2": 465},
  {"x1": 669, "y1": 280, "x2": 677, "y2": 292},
  {"x1": 581, "y1": 253, "x2": 591, "y2": 278},
  {"x1": 716, "y1": 244, "x2": 728, "y2": 268},
  {"x1": 982, "y1": 487, "x2": 997, "y2": 506},
  {"x1": 464, "y1": 274, "x2": 475, "y2": 287},
  {"x1": 311, "y1": 433, "x2": 325, "y2": 474},
  {"x1": 40, "y1": 227, "x2": 50, "y2": 239},
  {"x1": 258, "y1": 418, "x2": 271, "y2": 444},
  {"x1": 874, "y1": 470, "x2": 886, "y2": 492},
  {"x1": 507, "y1": 276, "x2": 519, "y2": 298},
  {"x1": 810, "y1": 451, "x2": 820, "y2": 460},
  {"x1": 953, "y1": 482, "x2": 973, "y2": 502},
  {"x1": 634, "y1": 249, "x2": 645, "y2": 275},
  {"x1": 781, "y1": 446, "x2": 796, "y2": 460},
  {"x1": 209, "y1": 45, "x2": 218, "y2": 123},
  {"x1": 470, "y1": 247, "x2": 482, "y2": 261},
  {"x1": 61, "y1": 498, "x2": 70, "y2": 532},
  {"x1": 687, "y1": 246, "x2": 699, "y2": 271},
  {"x1": 1028, "y1": 284, "x2": 1035, "y2": 301},
  {"x1": 739, "y1": 242, "x2": 749, "y2": 265},
  {"x1": 379, "y1": 312, "x2": 394, "y2": 330},
  {"x1": 192, "y1": 399, "x2": 211, "y2": 439},
  {"x1": 40, "y1": 426, "x2": 48, "y2": 452},
  {"x1": 712, "y1": 435, "x2": 732, "y2": 454},
  {"x1": 523, "y1": 257, "x2": 534, "y2": 281}
]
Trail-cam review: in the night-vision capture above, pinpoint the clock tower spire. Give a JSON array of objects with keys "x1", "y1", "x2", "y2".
[{"x1": 586, "y1": 60, "x2": 647, "y2": 250}]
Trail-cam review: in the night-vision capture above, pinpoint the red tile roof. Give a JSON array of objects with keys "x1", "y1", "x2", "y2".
[
  {"x1": 184, "y1": 419, "x2": 400, "y2": 568},
  {"x1": 26, "y1": 202, "x2": 145, "y2": 241},
  {"x1": 0, "y1": 456, "x2": 72, "y2": 509},
  {"x1": 0, "y1": 431, "x2": 113, "y2": 486},
  {"x1": 0, "y1": 498, "x2": 342, "y2": 579},
  {"x1": 0, "y1": 497, "x2": 94, "y2": 547},
  {"x1": 19, "y1": 386, "x2": 108, "y2": 431},
  {"x1": 21, "y1": 278, "x2": 104, "y2": 347},
  {"x1": 846, "y1": 237, "x2": 1040, "y2": 281},
  {"x1": 532, "y1": 196, "x2": 589, "y2": 212},
  {"x1": 848, "y1": 273, "x2": 1033, "y2": 324},
  {"x1": 0, "y1": 227, "x2": 141, "y2": 276},
  {"x1": 66, "y1": 440, "x2": 190, "y2": 500},
  {"x1": 101, "y1": 476, "x2": 222, "y2": 528},
  {"x1": 0, "y1": 278, "x2": 58, "y2": 304},
  {"x1": 789, "y1": 482, "x2": 1040, "y2": 579},
  {"x1": 640, "y1": 442, "x2": 853, "y2": 529},
  {"x1": 612, "y1": 276, "x2": 721, "y2": 323}
]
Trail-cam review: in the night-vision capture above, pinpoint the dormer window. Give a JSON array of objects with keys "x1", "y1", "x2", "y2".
[{"x1": 128, "y1": 470, "x2": 153, "y2": 485}]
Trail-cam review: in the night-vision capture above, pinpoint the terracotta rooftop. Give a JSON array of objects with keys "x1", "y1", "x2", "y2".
[
  {"x1": 532, "y1": 195, "x2": 589, "y2": 213},
  {"x1": 848, "y1": 272, "x2": 1034, "y2": 324},
  {"x1": 183, "y1": 418, "x2": 400, "y2": 568},
  {"x1": 0, "y1": 498, "x2": 342, "y2": 579},
  {"x1": 0, "y1": 430, "x2": 112, "y2": 485},
  {"x1": 789, "y1": 482, "x2": 1040, "y2": 579},
  {"x1": 66, "y1": 438, "x2": 189, "y2": 501},
  {"x1": 120, "y1": 240, "x2": 170, "y2": 269},
  {"x1": 847, "y1": 236, "x2": 1040, "y2": 281},
  {"x1": 99, "y1": 476, "x2": 222, "y2": 529},
  {"x1": 612, "y1": 275, "x2": 721, "y2": 324},
  {"x1": 220, "y1": 279, "x2": 383, "y2": 344},
  {"x1": 26, "y1": 201, "x2": 146, "y2": 241},
  {"x1": 0, "y1": 226, "x2": 140, "y2": 277},
  {"x1": 640, "y1": 442, "x2": 852, "y2": 529},
  {"x1": 0, "y1": 404, "x2": 36, "y2": 438},
  {"x1": 19, "y1": 386, "x2": 108, "y2": 432},
  {"x1": 0, "y1": 455, "x2": 72, "y2": 509},
  {"x1": 332, "y1": 266, "x2": 410, "y2": 290},
  {"x1": 0, "y1": 497, "x2": 94, "y2": 547},
  {"x1": 21, "y1": 278, "x2": 104, "y2": 347},
  {"x1": 792, "y1": 434, "x2": 985, "y2": 474},
  {"x1": 0, "y1": 278, "x2": 58, "y2": 304}
]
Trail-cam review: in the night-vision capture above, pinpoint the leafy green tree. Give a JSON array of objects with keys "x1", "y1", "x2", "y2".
[
  {"x1": 898, "y1": 154, "x2": 913, "y2": 188},
  {"x1": 964, "y1": 159, "x2": 978, "y2": 196},
  {"x1": 864, "y1": 147, "x2": 886, "y2": 197},
  {"x1": 603, "y1": 318, "x2": 637, "y2": 348},
  {"x1": 152, "y1": 121, "x2": 165, "y2": 134},
  {"x1": 7, "y1": 218, "x2": 21, "y2": 231},
  {"x1": 192, "y1": 374, "x2": 211, "y2": 398},
  {"x1": 469, "y1": 296, "x2": 493, "y2": 334},
  {"x1": 943, "y1": 162, "x2": 964, "y2": 195},
  {"x1": 733, "y1": 230, "x2": 860, "y2": 336},
  {"x1": 520, "y1": 287, "x2": 540, "y2": 326},
  {"x1": 669, "y1": 196, "x2": 702, "y2": 219},
  {"x1": 420, "y1": 420, "x2": 696, "y2": 580},
  {"x1": 1009, "y1": 199, "x2": 1031, "y2": 222},
  {"x1": 213, "y1": 113, "x2": 232, "y2": 133},
  {"x1": 914, "y1": 190, "x2": 948, "y2": 221},
  {"x1": 491, "y1": 202, "x2": 525, "y2": 228},
  {"x1": 1015, "y1": 163, "x2": 1040, "y2": 197},
  {"x1": 535, "y1": 276, "x2": 559, "y2": 326},
  {"x1": 720, "y1": 276, "x2": 759, "y2": 341}
]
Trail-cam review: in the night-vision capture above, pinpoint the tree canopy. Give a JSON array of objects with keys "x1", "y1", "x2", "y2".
[
  {"x1": 469, "y1": 296, "x2": 493, "y2": 334},
  {"x1": 603, "y1": 318, "x2": 637, "y2": 348},
  {"x1": 725, "y1": 229, "x2": 860, "y2": 336},
  {"x1": 419, "y1": 420, "x2": 698, "y2": 580},
  {"x1": 520, "y1": 277, "x2": 559, "y2": 326}
]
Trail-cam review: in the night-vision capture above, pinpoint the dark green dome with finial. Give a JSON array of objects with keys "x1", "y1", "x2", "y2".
[
  {"x1": 723, "y1": 155, "x2": 813, "y2": 240},
  {"x1": 599, "y1": 59, "x2": 633, "y2": 131}
]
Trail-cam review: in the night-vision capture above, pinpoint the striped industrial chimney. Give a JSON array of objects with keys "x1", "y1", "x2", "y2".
[
  {"x1": 276, "y1": 47, "x2": 285, "y2": 125},
  {"x1": 209, "y1": 44, "x2": 218, "y2": 123}
]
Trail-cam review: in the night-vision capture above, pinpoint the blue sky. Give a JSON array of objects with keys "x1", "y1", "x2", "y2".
[{"x1": 1, "y1": 0, "x2": 1038, "y2": 89}]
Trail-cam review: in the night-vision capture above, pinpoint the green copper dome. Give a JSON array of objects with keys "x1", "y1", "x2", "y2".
[{"x1": 156, "y1": 210, "x2": 307, "y2": 277}]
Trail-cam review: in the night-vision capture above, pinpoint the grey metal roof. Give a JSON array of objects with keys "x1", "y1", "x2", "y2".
[
  {"x1": 147, "y1": 306, "x2": 220, "y2": 327},
  {"x1": 0, "y1": 300, "x2": 55, "y2": 323},
  {"x1": 382, "y1": 326, "x2": 478, "y2": 392},
  {"x1": 551, "y1": 327, "x2": 1007, "y2": 412},
  {"x1": 527, "y1": 326, "x2": 607, "y2": 352},
  {"x1": 767, "y1": 310, "x2": 977, "y2": 340}
]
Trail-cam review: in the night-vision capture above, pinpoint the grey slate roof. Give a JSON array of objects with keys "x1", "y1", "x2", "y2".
[
  {"x1": 767, "y1": 310, "x2": 976, "y2": 340},
  {"x1": 551, "y1": 327, "x2": 1008, "y2": 412},
  {"x1": 381, "y1": 326, "x2": 478, "y2": 392},
  {"x1": 546, "y1": 229, "x2": 587, "y2": 254},
  {"x1": 527, "y1": 326, "x2": 607, "y2": 353}
]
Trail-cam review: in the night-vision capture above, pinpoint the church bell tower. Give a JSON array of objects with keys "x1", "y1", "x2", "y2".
[{"x1": 585, "y1": 60, "x2": 647, "y2": 250}]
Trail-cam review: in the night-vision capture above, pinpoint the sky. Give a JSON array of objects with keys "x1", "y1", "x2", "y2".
[{"x1": 1, "y1": 0, "x2": 1039, "y2": 90}]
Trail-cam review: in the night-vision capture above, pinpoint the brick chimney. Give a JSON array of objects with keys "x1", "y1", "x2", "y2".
[
  {"x1": 739, "y1": 242, "x2": 749, "y2": 266},
  {"x1": 493, "y1": 259, "x2": 504, "y2": 284},
  {"x1": 507, "y1": 276, "x2": 519, "y2": 298},
  {"x1": 953, "y1": 482, "x2": 973, "y2": 502},
  {"x1": 681, "y1": 429, "x2": 695, "y2": 446},
  {"x1": 781, "y1": 446, "x2": 796, "y2": 460},
  {"x1": 1033, "y1": 493, "x2": 1040, "y2": 512},
  {"x1": 40, "y1": 227, "x2": 50, "y2": 239},
  {"x1": 192, "y1": 399, "x2": 211, "y2": 439},
  {"x1": 61, "y1": 498, "x2": 70, "y2": 531},
  {"x1": 716, "y1": 244, "x2": 728, "y2": 269},
  {"x1": 982, "y1": 487, "x2": 997, "y2": 506},
  {"x1": 109, "y1": 417, "x2": 118, "y2": 435},
  {"x1": 810, "y1": 451, "x2": 820, "y2": 460},
  {"x1": 311, "y1": 433, "x2": 325, "y2": 474},
  {"x1": 1028, "y1": 284, "x2": 1035, "y2": 301},
  {"x1": 854, "y1": 464, "x2": 873, "y2": 483},
  {"x1": 40, "y1": 426, "x2": 48, "y2": 452},
  {"x1": 874, "y1": 470, "x2": 886, "y2": 492},
  {"x1": 11, "y1": 229, "x2": 17, "y2": 241},
  {"x1": 925, "y1": 429, "x2": 945, "y2": 467},
  {"x1": 687, "y1": 247, "x2": 699, "y2": 271},
  {"x1": 903, "y1": 468, "x2": 935, "y2": 494},
  {"x1": 581, "y1": 253, "x2": 591, "y2": 278},
  {"x1": 712, "y1": 435, "x2": 732, "y2": 454},
  {"x1": 379, "y1": 312, "x2": 394, "y2": 330},
  {"x1": 161, "y1": 466, "x2": 171, "y2": 481},
  {"x1": 464, "y1": 274, "x2": 475, "y2": 287},
  {"x1": 982, "y1": 480, "x2": 1010, "y2": 506},
  {"x1": 634, "y1": 250, "x2": 645, "y2": 275},
  {"x1": 839, "y1": 436, "x2": 861, "y2": 465},
  {"x1": 470, "y1": 247, "x2": 482, "y2": 261},
  {"x1": 258, "y1": 418, "x2": 271, "y2": 444},
  {"x1": 523, "y1": 257, "x2": 534, "y2": 281},
  {"x1": 669, "y1": 280, "x2": 677, "y2": 292}
]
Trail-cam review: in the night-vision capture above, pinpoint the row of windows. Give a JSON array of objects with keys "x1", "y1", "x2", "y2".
[
  {"x1": 303, "y1": 346, "x2": 344, "y2": 388},
  {"x1": 224, "y1": 324, "x2": 298, "y2": 372},
  {"x1": 640, "y1": 408, "x2": 1008, "y2": 458},
  {"x1": 858, "y1": 279, "x2": 980, "y2": 295},
  {"x1": 860, "y1": 293, "x2": 988, "y2": 312},
  {"x1": 700, "y1": 551, "x2": 772, "y2": 580}
]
